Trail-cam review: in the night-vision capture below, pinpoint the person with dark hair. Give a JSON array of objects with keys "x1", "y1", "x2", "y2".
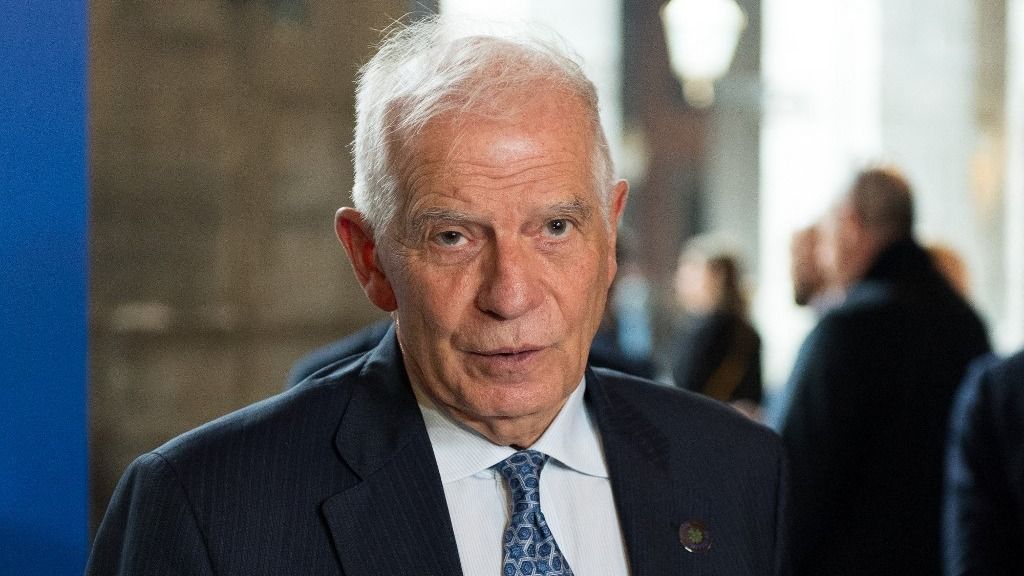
[
  {"x1": 944, "y1": 349, "x2": 1024, "y2": 576},
  {"x1": 670, "y1": 235, "x2": 763, "y2": 415},
  {"x1": 781, "y1": 165, "x2": 991, "y2": 575},
  {"x1": 88, "y1": 17, "x2": 789, "y2": 575}
]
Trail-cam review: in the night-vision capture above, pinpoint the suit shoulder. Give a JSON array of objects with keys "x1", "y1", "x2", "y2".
[
  {"x1": 590, "y1": 368, "x2": 780, "y2": 451},
  {"x1": 977, "y1": 350, "x2": 1024, "y2": 424},
  {"x1": 800, "y1": 298, "x2": 908, "y2": 361},
  {"x1": 152, "y1": 359, "x2": 364, "y2": 468},
  {"x1": 989, "y1": 350, "x2": 1024, "y2": 389},
  {"x1": 813, "y1": 279, "x2": 989, "y2": 356}
]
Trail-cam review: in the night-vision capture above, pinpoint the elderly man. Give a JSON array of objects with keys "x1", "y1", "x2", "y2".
[
  {"x1": 781, "y1": 167, "x2": 990, "y2": 576},
  {"x1": 88, "y1": 18, "x2": 787, "y2": 575}
]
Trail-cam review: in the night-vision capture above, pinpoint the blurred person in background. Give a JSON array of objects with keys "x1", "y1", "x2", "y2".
[
  {"x1": 943, "y1": 348, "x2": 1024, "y2": 576},
  {"x1": 766, "y1": 221, "x2": 845, "y2": 429},
  {"x1": 287, "y1": 318, "x2": 391, "y2": 385},
  {"x1": 781, "y1": 165, "x2": 991, "y2": 575},
  {"x1": 790, "y1": 223, "x2": 844, "y2": 315},
  {"x1": 669, "y1": 235, "x2": 763, "y2": 419}
]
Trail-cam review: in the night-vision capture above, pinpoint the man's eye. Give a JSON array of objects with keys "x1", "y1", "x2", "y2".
[
  {"x1": 436, "y1": 230, "x2": 466, "y2": 246},
  {"x1": 544, "y1": 219, "x2": 573, "y2": 237}
]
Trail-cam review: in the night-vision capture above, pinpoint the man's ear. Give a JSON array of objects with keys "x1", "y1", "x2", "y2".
[
  {"x1": 610, "y1": 179, "x2": 629, "y2": 225},
  {"x1": 335, "y1": 207, "x2": 398, "y2": 311},
  {"x1": 606, "y1": 179, "x2": 630, "y2": 282}
]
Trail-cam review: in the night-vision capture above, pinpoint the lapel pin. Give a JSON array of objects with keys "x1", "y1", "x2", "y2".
[{"x1": 679, "y1": 519, "x2": 711, "y2": 553}]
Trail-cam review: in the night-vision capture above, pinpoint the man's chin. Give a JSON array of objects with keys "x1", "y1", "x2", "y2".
[
  {"x1": 472, "y1": 380, "x2": 579, "y2": 418},
  {"x1": 457, "y1": 401, "x2": 566, "y2": 445}
]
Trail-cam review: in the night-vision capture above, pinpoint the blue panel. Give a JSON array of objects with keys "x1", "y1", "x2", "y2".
[{"x1": 0, "y1": 0, "x2": 89, "y2": 574}]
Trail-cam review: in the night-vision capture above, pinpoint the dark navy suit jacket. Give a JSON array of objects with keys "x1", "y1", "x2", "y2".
[
  {"x1": 944, "y1": 350, "x2": 1024, "y2": 576},
  {"x1": 87, "y1": 328, "x2": 789, "y2": 575}
]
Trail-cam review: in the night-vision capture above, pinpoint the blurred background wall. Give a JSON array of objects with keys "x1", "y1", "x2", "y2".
[{"x1": 84, "y1": 0, "x2": 1024, "y2": 566}]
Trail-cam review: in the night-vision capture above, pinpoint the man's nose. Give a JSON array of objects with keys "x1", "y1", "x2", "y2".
[{"x1": 476, "y1": 237, "x2": 544, "y2": 320}]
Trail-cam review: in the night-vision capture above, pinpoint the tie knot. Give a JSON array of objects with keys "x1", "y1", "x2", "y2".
[{"x1": 496, "y1": 450, "x2": 548, "y2": 506}]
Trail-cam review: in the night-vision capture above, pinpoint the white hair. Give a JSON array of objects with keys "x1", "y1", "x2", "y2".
[{"x1": 351, "y1": 16, "x2": 615, "y2": 239}]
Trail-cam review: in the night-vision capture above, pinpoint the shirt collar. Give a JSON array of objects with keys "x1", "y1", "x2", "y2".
[{"x1": 414, "y1": 377, "x2": 609, "y2": 483}]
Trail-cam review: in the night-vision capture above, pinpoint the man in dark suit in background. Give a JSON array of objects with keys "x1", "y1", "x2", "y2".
[
  {"x1": 781, "y1": 167, "x2": 991, "y2": 575},
  {"x1": 944, "y1": 349, "x2": 1024, "y2": 576},
  {"x1": 287, "y1": 318, "x2": 392, "y2": 385},
  {"x1": 88, "y1": 17, "x2": 789, "y2": 575}
]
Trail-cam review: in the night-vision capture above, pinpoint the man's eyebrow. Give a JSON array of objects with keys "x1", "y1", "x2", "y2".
[
  {"x1": 409, "y1": 207, "x2": 476, "y2": 237},
  {"x1": 407, "y1": 199, "x2": 594, "y2": 236},
  {"x1": 547, "y1": 199, "x2": 593, "y2": 221}
]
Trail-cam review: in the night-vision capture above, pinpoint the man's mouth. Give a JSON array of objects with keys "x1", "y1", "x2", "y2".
[
  {"x1": 481, "y1": 344, "x2": 539, "y2": 353},
  {"x1": 467, "y1": 346, "x2": 544, "y2": 368},
  {"x1": 475, "y1": 347, "x2": 540, "y2": 357}
]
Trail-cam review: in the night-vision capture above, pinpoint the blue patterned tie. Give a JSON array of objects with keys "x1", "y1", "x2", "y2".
[{"x1": 495, "y1": 450, "x2": 575, "y2": 576}]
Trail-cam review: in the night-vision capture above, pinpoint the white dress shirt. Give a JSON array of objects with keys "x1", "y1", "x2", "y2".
[{"x1": 414, "y1": 379, "x2": 631, "y2": 575}]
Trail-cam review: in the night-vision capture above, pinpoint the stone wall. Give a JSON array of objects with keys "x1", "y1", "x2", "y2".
[{"x1": 89, "y1": 0, "x2": 405, "y2": 531}]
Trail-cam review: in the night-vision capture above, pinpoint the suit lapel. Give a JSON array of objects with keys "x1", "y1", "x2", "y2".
[
  {"x1": 321, "y1": 330, "x2": 463, "y2": 576},
  {"x1": 587, "y1": 369, "x2": 699, "y2": 575}
]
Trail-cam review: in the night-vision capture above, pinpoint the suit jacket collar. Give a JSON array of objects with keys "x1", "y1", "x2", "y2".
[
  {"x1": 321, "y1": 326, "x2": 464, "y2": 575},
  {"x1": 585, "y1": 368, "x2": 688, "y2": 575},
  {"x1": 330, "y1": 326, "x2": 420, "y2": 477}
]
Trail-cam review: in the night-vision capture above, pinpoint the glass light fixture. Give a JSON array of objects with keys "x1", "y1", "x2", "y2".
[{"x1": 661, "y1": 0, "x2": 747, "y2": 107}]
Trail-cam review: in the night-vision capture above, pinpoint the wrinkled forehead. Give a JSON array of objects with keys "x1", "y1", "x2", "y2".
[
  {"x1": 392, "y1": 86, "x2": 596, "y2": 183},
  {"x1": 397, "y1": 74, "x2": 591, "y2": 140},
  {"x1": 385, "y1": 35, "x2": 592, "y2": 140}
]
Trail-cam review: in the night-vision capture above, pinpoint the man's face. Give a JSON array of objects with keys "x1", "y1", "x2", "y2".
[
  {"x1": 674, "y1": 257, "x2": 716, "y2": 314},
  {"x1": 370, "y1": 92, "x2": 626, "y2": 446},
  {"x1": 822, "y1": 201, "x2": 864, "y2": 288},
  {"x1": 790, "y1": 227, "x2": 823, "y2": 305}
]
